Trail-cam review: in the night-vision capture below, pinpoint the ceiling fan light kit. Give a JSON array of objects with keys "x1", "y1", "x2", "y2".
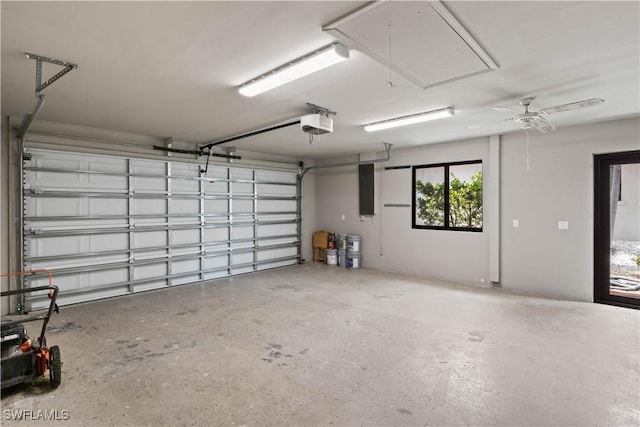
[
  {"x1": 490, "y1": 97, "x2": 604, "y2": 133},
  {"x1": 364, "y1": 107, "x2": 455, "y2": 132},
  {"x1": 238, "y1": 43, "x2": 350, "y2": 97}
]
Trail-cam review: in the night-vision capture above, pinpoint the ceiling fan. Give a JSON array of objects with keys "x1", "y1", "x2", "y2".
[{"x1": 475, "y1": 97, "x2": 605, "y2": 133}]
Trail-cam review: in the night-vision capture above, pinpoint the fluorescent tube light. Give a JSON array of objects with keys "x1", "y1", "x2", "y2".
[
  {"x1": 239, "y1": 44, "x2": 349, "y2": 97},
  {"x1": 364, "y1": 107, "x2": 455, "y2": 132}
]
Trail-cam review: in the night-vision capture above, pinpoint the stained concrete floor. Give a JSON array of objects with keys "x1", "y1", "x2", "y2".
[{"x1": 1, "y1": 264, "x2": 639, "y2": 426}]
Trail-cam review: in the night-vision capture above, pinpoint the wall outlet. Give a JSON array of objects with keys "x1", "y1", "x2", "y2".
[
  {"x1": 558, "y1": 221, "x2": 569, "y2": 230},
  {"x1": 513, "y1": 219, "x2": 519, "y2": 228},
  {"x1": 341, "y1": 214, "x2": 345, "y2": 221}
]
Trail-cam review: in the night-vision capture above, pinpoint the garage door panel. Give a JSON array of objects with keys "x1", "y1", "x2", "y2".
[
  {"x1": 203, "y1": 228, "x2": 229, "y2": 243},
  {"x1": 30, "y1": 236, "x2": 82, "y2": 258},
  {"x1": 88, "y1": 233, "x2": 129, "y2": 252},
  {"x1": 231, "y1": 253, "x2": 254, "y2": 274},
  {"x1": 171, "y1": 180, "x2": 200, "y2": 193},
  {"x1": 28, "y1": 197, "x2": 83, "y2": 217},
  {"x1": 134, "y1": 217, "x2": 169, "y2": 226},
  {"x1": 171, "y1": 246, "x2": 201, "y2": 257},
  {"x1": 133, "y1": 176, "x2": 166, "y2": 191},
  {"x1": 203, "y1": 199, "x2": 228, "y2": 213},
  {"x1": 256, "y1": 170, "x2": 297, "y2": 183},
  {"x1": 87, "y1": 269, "x2": 130, "y2": 288},
  {"x1": 134, "y1": 249, "x2": 170, "y2": 261},
  {"x1": 230, "y1": 168, "x2": 253, "y2": 180},
  {"x1": 257, "y1": 224, "x2": 296, "y2": 237},
  {"x1": 258, "y1": 247, "x2": 298, "y2": 261},
  {"x1": 53, "y1": 287, "x2": 130, "y2": 308},
  {"x1": 171, "y1": 163, "x2": 200, "y2": 175},
  {"x1": 171, "y1": 199, "x2": 200, "y2": 215},
  {"x1": 133, "y1": 262, "x2": 167, "y2": 281},
  {"x1": 30, "y1": 255, "x2": 128, "y2": 271},
  {"x1": 29, "y1": 219, "x2": 127, "y2": 232},
  {"x1": 86, "y1": 158, "x2": 128, "y2": 174},
  {"x1": 171, "y1": 260, "x2": 201, "y2": 286},
  {"x1": 171, "y1": 229, "x2": 200, "y2": 245},
  {"x1": 22, "y1": 148, "x2": 300, "y2": 308},
  {"x1": 257, "y1": 259, "x2": 297, "y2": 271},
  {"x1": 204, "y1": 255, "x2": 229, "y2": 270},
  {"x1": 85, "y1": 174, "x2": 127, "y2": 191},
  {"x1": 133, "y1": 231, "x2": 166, "y2": 249},
  {"x1": 133, "y1": 199, "x2": 166, "y2": 215},
  {"x1": 232, "y1": 182, "x2": 253, "y2": 194},
  {"x1": 203, "y1": 180, "x2": 228, "y2": 194},
  {"x1": 203, "y1": 270, "x2": 229, "y2": 280},
  {"x1": 133, "y1": 281, "x2": 169, "y2": 293},
  {"x1": 232, "y1": 227, "x2": 254, "y2": 241},
  {"x1": 89, "y1": 198, "x2": 128, "y2": 216},
  {"x1": 233, "y1": 200, "x2": 254, "y2": 212},
  {"x1": 257, "y1": 200, "x2": 297, "y2": 212},
  {"x1": 257, "y1": 183, "x2": 296, "y2": 195}
]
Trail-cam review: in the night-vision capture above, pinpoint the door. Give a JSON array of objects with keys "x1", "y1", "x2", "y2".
[
  {"x1": 21, "y1": 148, "x2": 301, "y2": 310},
  {"x1": 594, "y1": 150, "x2": 640, "y2": 309}
]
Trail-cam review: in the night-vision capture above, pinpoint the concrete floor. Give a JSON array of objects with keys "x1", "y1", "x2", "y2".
[{"x1": 2, "y1": 264, "x2": 639, "y2": 426}]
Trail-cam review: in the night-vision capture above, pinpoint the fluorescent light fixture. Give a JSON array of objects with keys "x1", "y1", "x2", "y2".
[
  {"x1": 239, "y1": 43, "x2": 349, "y2": 97},
  {"x1": 364, "y1": 107, "x2": 455, "y2": 132}
]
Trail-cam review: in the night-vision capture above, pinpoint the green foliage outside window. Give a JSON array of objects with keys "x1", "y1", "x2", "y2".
[
  {"x1": 415, "y1": 180, "x2": 445, "y2": 226},
  {"x1": 414, "y1": 163, "x2": 483, "y2": 230}
]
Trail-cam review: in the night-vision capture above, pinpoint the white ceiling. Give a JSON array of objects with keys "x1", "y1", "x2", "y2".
[{"x1": 2, "y1": 1, "x2": 639, "y2": 159}]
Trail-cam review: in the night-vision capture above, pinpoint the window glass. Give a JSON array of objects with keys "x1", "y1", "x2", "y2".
[
  {"x1": 414, "y1": 166, "x2": 445, "y2": 227},
  {"x1": 413, "y1": 161, "x2": 482, "y2": 231}
]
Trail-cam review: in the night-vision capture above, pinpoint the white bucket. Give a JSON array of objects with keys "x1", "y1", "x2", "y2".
[
  {"x1": 337, "y1": 250, "x2": 347, "y2": 267},
  {"x1": 336, "y1": 233, "x2": 348, "y2": 250},
  {"x1": 347, "y1": 235, "x2": 361, "y2": 252},
  {"x1": 326, "y1": 249, "x2": 338, "y2": 265},
  {"x1": 347, "y1": 250, "x2": 361, "y2": 270}
]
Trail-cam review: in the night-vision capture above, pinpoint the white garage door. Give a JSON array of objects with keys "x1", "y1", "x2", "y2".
[{"x1": 22, "y1": 148, "x2": 300, "y2": 309}]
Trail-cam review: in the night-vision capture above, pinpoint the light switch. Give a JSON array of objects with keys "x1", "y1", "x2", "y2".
[
  {"x1": 341, "y1": 214, "x2": 345, "y2": 221},
  {"x1": 558, "y1": 221, "x2": 569, "y2": 230},
  {"x1": 513, "y1": 219, "x2": 519, "y2": 228}
]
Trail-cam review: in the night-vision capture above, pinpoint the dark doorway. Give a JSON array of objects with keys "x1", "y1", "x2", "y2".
[{"x1": 594, "y1": 150, "x2": 640, "y2": 309}]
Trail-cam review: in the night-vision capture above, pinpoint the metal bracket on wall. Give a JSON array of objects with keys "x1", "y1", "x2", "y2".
[
  {"x1": 17, "y1": 53, "x2": 78, "y2": 140},
  {"x1": 306, "y1": 102, "x2": 336, "y2": 117},
  {"x1": 26, "y1": 52, "x2": 78, "y2": 96}
]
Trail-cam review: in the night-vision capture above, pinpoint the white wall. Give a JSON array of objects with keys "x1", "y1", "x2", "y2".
[
  {"x1": 500, "y1": 117, "x2": 639, "y2": 301},
  {"x1": 314, "y1": 117, "x2": 640, "y2": 301},
  {"x1": 315, "y1": 138, "x2": 493, "y2": 285}
]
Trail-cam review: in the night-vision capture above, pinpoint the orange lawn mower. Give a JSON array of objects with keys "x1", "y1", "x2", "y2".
[{"x1": 1, "y1": 270, "x2": 61, "y2": 389}]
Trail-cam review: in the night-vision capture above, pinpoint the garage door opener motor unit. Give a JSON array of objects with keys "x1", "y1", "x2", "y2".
[{"x1": 301, "y1": 114, "x2": 333, "y2": 135}]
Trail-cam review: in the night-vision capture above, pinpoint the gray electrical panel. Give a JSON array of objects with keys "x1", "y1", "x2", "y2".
[{"x1": 359, "y1": 163, "x2": 374, "y2": 215}]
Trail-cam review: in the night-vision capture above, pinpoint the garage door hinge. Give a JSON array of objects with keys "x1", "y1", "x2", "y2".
[{"x1": 29, "y1": 188, "x2": 44, "y2": 194}]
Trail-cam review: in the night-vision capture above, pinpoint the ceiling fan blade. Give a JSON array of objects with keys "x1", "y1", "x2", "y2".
[
  {"x1": 492, "y1": 106, "x2": 521, "y2": 114},
  {"x1": 539, "y1": 98, "x2": 604, "y2": 115},
  {"x1": 468, "y1": 117, "x2": 514, "y2": 129},
  {"x1": 534, "y1": 117, "x2": 557, "y2": 133}
]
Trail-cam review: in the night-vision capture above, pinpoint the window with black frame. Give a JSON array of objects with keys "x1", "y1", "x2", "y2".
[{"x1": 412, "y1": 160, "x2": 483, "y2": 231}]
